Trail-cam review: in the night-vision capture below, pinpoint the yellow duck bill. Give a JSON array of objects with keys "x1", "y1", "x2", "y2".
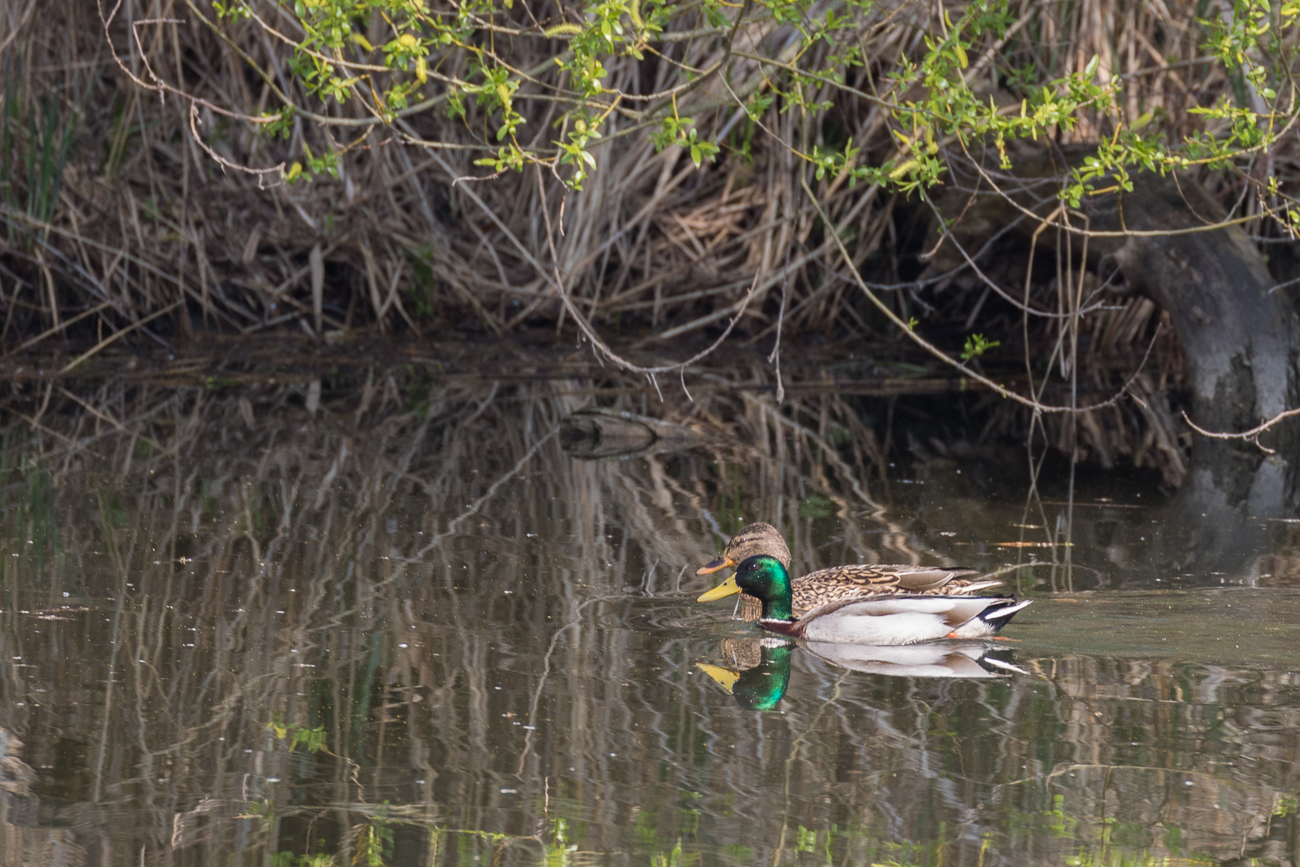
[
  {"x1": 694, "y1": 662, "x2": 741, "y2": 691},
  {"x1": 697, "y1": 576, "x2": 741, "y2": 602}
]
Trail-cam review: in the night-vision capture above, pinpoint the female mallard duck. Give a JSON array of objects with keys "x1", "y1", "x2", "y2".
[
  {"x1": 697, "y1": 522, "x2": 1003, "y2": 621},
  {"x1": 727, "y1": 555, "x2": 1030, "y2": 645}
]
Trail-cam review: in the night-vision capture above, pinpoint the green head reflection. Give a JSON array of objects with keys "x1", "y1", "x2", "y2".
[{"x1": 698, "y1": 641, "x2": 792, "y2": 711}]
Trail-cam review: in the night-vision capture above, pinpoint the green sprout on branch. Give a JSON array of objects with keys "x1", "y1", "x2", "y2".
[{"x1": 961, "y1": 334, "x2": 1001, "y2": 361}]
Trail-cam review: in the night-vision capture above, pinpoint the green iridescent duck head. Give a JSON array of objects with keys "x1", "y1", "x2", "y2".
[{"x1": 731, "y1": 555, "x2": 795, "y2": 621}]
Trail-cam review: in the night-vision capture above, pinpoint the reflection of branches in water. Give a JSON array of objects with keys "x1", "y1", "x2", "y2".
[
  {"x1": 0, "y1": 378, "x2": 917, "y2": 853},
  {"x1": 772, "y1": 670, "x2": 847, "y2": 865},
  {"x1": 0, "y1": 381, "x2": 1296, "y2": 865}
]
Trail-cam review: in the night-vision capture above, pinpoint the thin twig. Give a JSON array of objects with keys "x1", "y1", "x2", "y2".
[
  {"x1": 1180, "y1": 407, "x2": 1300, "y2": 454},
  {"x1": 59, "y1": 302, "x2": 183, "y2": 374}
]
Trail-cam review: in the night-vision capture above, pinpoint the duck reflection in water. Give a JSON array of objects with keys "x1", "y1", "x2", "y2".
[
  {"x1": 697, "y1": 640, "x2": 794, "y2": 711},
  {"x1": 697, "y1": 638, "x2": 1024, "y2": 711}
]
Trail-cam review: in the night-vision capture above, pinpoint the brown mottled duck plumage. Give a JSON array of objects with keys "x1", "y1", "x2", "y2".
[{"x1": 697, "y1": 522, "x2": 1002, "y2": 621}]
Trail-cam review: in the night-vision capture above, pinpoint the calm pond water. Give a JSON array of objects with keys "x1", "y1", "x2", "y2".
[{"x1": 1, "y1": 378, "x2": 1299, "y2": 867}]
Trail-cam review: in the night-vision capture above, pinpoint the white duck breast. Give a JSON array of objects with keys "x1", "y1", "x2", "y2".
[{"x1": 778, "y1": 596, "x2": 1027, "y2": 646}]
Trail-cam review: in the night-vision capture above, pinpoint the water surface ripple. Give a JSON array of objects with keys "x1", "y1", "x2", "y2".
[{"x1": 0, "y1": 387, "x2": 1296, "y2": 867}]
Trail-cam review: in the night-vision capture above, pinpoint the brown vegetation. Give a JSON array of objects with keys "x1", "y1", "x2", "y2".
[{"x1": 2, "y1": 0, "x2": 1299, "y2": 484}]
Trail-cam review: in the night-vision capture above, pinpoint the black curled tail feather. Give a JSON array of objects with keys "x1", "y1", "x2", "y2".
[{"x1": 980, "y1": 597, "x2": 1032, "y2": 628}]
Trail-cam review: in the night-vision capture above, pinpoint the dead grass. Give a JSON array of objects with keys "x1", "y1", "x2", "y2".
[
  {"x1": 0, "y1": 0, "x2": 1292, "y2": 343},
  {"x1": 0, "y1": 0, "x2": 1296, "y2": 484}
]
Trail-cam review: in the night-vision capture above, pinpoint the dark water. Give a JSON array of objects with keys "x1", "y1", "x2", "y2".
[{"x1": 1, "y1": 382, "x2": 1299, "y2": 867}]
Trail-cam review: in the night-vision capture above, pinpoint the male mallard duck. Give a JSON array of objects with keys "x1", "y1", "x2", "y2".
[
  {"x1": 697, "y1": 522, "x2": 1003, "y2": 621},
  {"x1": 727, "y1": 555, "x2": 1030, "y2": 645}
]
